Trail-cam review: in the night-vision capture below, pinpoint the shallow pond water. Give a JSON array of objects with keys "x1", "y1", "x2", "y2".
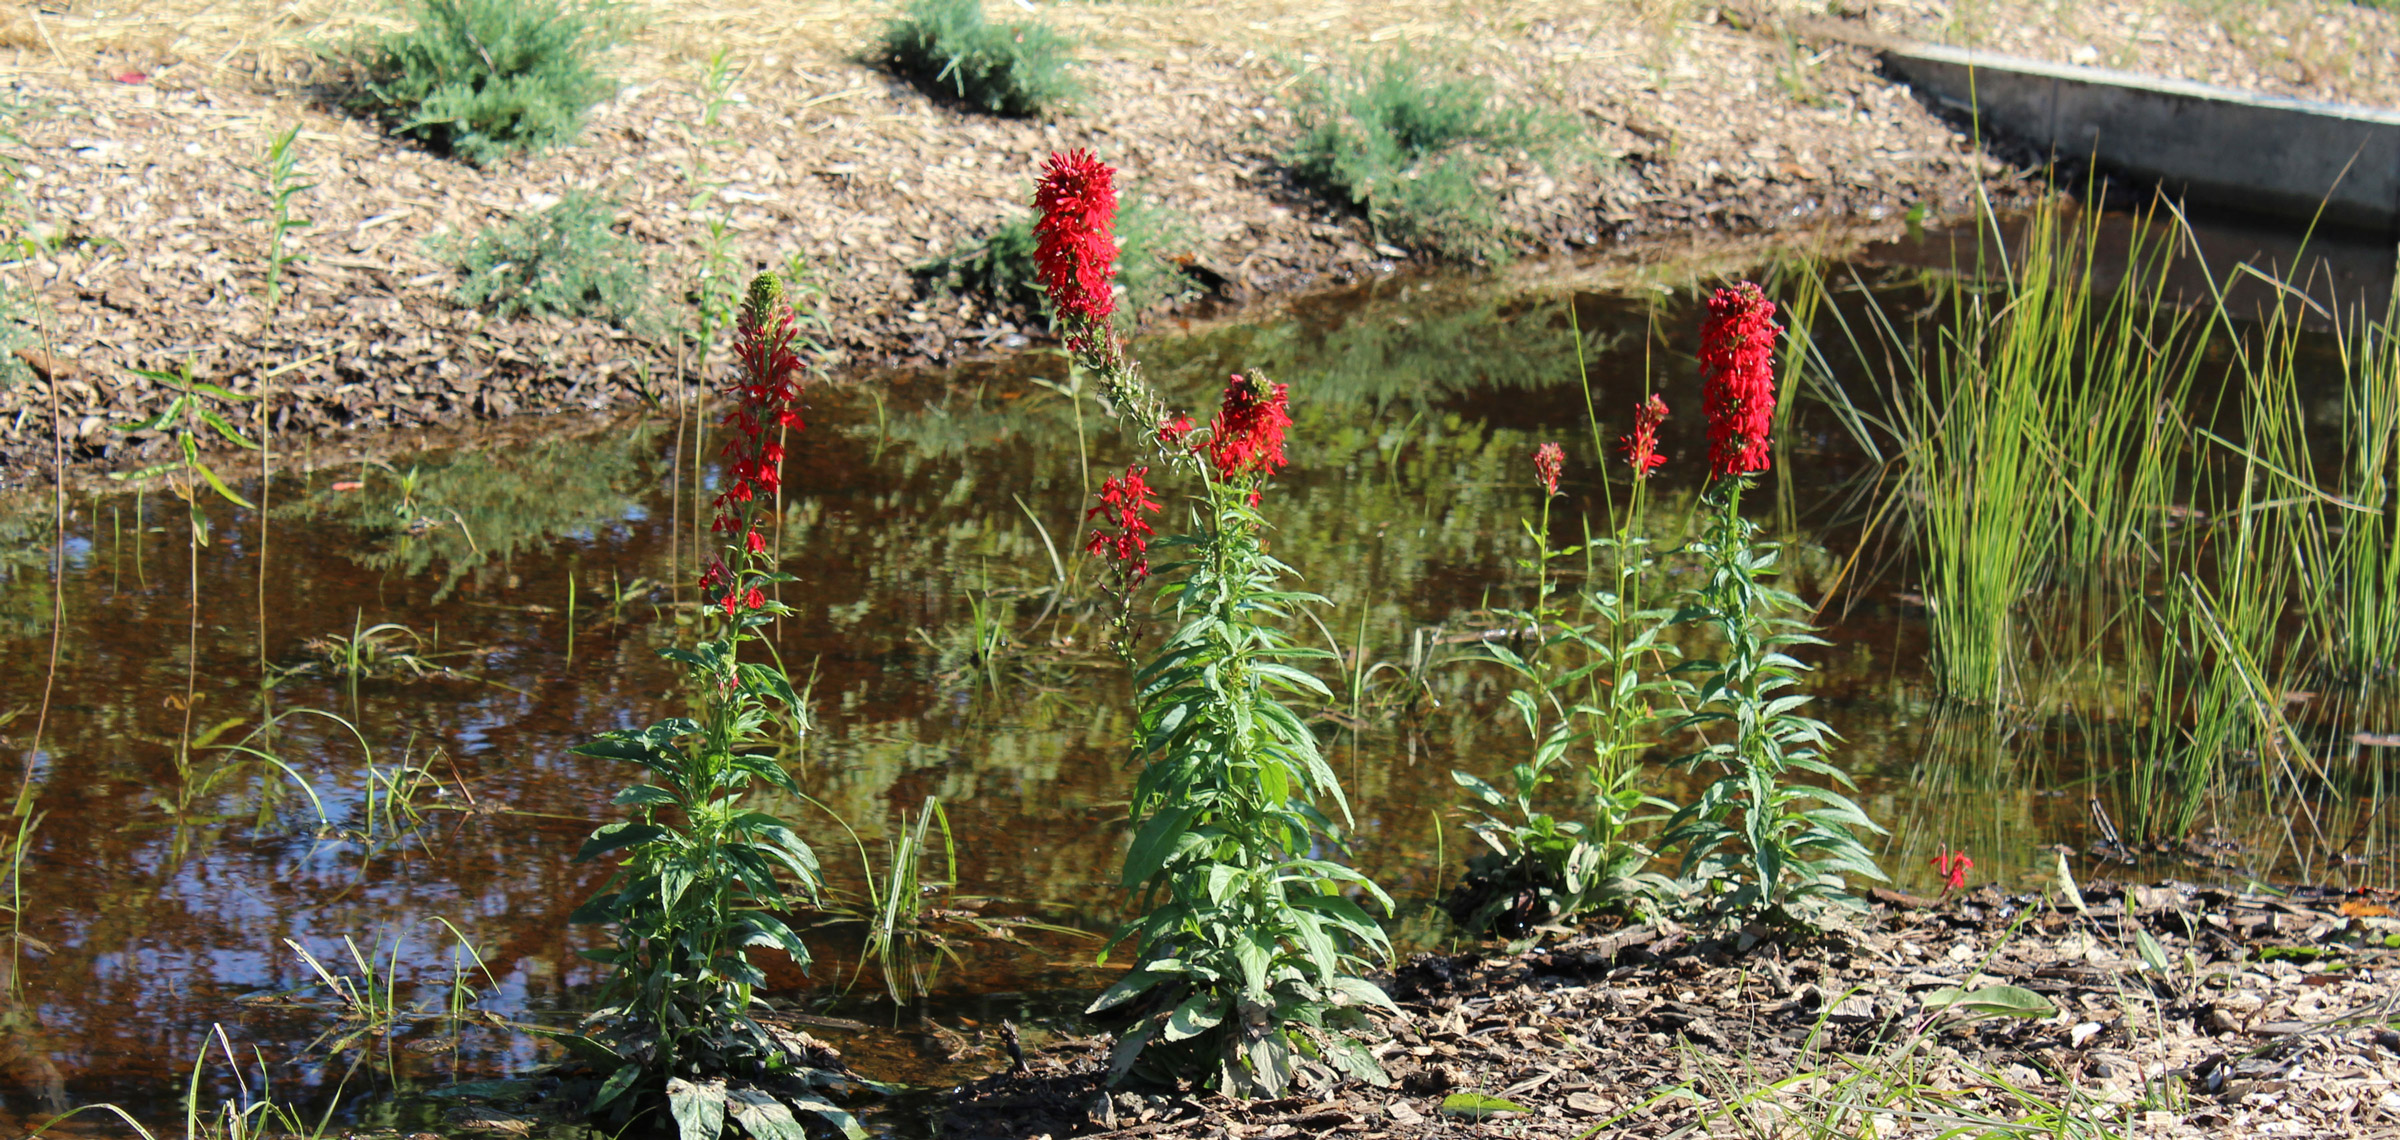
[{"x1": 2, "y1": 226, "x2": 2395, "y2": 1135}]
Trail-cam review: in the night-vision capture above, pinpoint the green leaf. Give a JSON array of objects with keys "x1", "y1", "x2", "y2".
[
  {"x1": 575, "y1": 822, "x2": 667, "y2": 863},
  {"x1": 2135, "y1": 929, "x2": 2171, "y2": 977},
  {"x1": 667, "y1": 1077, "x2": 727, "y2": 1140},
  {"x1": 1322, "y1": 1032, "x2": 1390, "y2": 1086},
  {"x1": 786, "y1": 1093, "x2": 868, "y2": 1140},
  {"x1": 1162, "y1": 992, "x2": 1225, "y2": 1042},
  {"x1": 612, "y1": 784, "x2": 679, "y2": 808},
  {"x1": 1234, "y1": 930, "x2": 1273, "y2": 1001},
  {"x1": 1440, "y1": 1093, "x2": 1529, "y2": 1118},
  {"x1": 1123, "y1": 804, "x2": 1197, "y2": 888},
  {"x1": 1922, "y1": 985, "x2": 2057, "y2": 1019},
  {"x1": 1450, "y1": 769, "x2": 1507, "y2": 808},
  {"x1": 1088, "y1": 967, "x2": 1174, "y2": 1014},
  {"x1": 589, "y1": 1061, "x2": 644, "y2": 1113},
  {"x1": 191, "y1": 461, "x2": 256, "y2": 508},
  {"x1": 195, "y1": 405, "x2": 261, "y2": 450},
  {"x1": 724, "y1": 1088, "x2": 810, "y2": 1140}
]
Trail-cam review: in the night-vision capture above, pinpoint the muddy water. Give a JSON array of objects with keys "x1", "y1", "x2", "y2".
[{"x1": 1, "y1": 259, "x2": 2393, "y2": 1134}]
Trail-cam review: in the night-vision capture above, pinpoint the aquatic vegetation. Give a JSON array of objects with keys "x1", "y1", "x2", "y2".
[
  {"x1": 1043, "y1": 154, "x2": 1396, "y2": 1095},
  {"x1": 568, "y1": 275, "x2": 856, "y2": 1140},
  {"x1": 345, "y1": 0, "x2": 624, "y2": 165}
]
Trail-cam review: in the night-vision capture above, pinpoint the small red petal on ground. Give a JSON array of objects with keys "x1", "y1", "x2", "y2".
[
  {"x1": 331, "y1": 481, "x2": 363, "y2": 491},
  {"x1": 114, "y1": 71, "x2": 148, "y2": 84}
]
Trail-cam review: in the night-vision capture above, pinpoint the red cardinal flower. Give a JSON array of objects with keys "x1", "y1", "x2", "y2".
[
  {"x1": 1157, "y1": 413, "x2": 1195, "y2": 449},
  {"x1": 1620, "y1": 394, "x2": 1668, "y2": 480},
  {"x1": 706, "y1": 274, "x2": 807, "y2": 611},
  {"x1": 1931, "y1": 847, "x2": 1973, "y2": 897},
  {"x1": 1085, "y1": 464, "x2": 1164, "y2": 579},
  {"x1": 1699, "y1": 282, "x2": 1780, "y2": 481},
  {"x1": 1205, "y1": 373, "x2": 1291, "y2": 487},
  {"x1": 1533, "y1": 442, "x2": 1564, "y2": 498},
  {"x1": 1033, "y1": 149, "x2": 1119, "y2": 336}
]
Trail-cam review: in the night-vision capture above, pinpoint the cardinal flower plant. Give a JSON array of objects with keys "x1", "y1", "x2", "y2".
[
  {"x1": 1037, "y1": 149, "x2": 1396, "y2": 1096},
  {"x1": 1655, "y1": 282, "x2": 1887, "y2": 925},
  {"x1": 568, "y1": 274, "x2": 858, "y2": 1140}
]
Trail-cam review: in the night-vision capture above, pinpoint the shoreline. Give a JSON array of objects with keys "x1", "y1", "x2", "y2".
[{"x1": 0, "y1": 3, "x2": 2025, "y2": 489}]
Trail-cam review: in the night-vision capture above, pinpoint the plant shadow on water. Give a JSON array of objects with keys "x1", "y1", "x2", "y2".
[{"x1": 1, "y1": 214, "x2": 2397, "y2": 1133}]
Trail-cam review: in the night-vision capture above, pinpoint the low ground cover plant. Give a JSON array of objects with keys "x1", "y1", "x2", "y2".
[
  {"x1": 439, "y1": 190, "x2": 653, "y2": 329},
  {"x1": 346, "y1": 0, "x2": 624, "y2": 166},
  {"x1": 878, "y1": 0, "x2": 1079, "y2": 117},
  {"x1": 1285, "y1": 48, "x2": 1566, "y2": 262}
]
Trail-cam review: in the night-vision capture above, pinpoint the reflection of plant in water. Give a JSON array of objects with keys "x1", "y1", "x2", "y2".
[
  {"x1": 1146, "y1": 285, "x2": 1609, "y2": 412},
  {"x1": 0, "y1": 494, "x2": 56, "y2": 641},
  {"x1": 280, "y1": 424, "x2": 662, "y2": 601}
]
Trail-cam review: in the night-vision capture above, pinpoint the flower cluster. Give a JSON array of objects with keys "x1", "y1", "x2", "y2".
[
  {"x1": 1085, "y1": 463, "x2": 1164, "y2": 580},
  {"x1": 1930, "y1": 847, "x2": 1973, "y2": 897},
  {"x1": 1205, "y1": 373, "x2": 1291, "y2": 486},
  {"x1": 1033, "y1": 149, "x2": 1118, "y2": 346},
  {"x1": 1533, "y1": 442, "x2": 1564, "y2": 498},
  {"x1": 1698, "y1": 282, "x2": 1780, "y2": 482},
  {"x1": 707, "y1": 274, "x2": 807, "y2": 615},
  {"x1": 1621, "y1": 394, "x2": 1668, "y2": 480}
]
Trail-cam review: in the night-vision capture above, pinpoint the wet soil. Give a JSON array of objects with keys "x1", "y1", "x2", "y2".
[
  {"x1": 934, "y1": 884, "x2": 2400, "y2": 1140},
  {"x1": 0, "y1": 1, "x2": 2040, "y2": 489}
]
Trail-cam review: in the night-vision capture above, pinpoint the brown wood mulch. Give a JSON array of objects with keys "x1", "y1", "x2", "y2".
[
  {"x1": 939, "y1": 883, "x2": 2400, "y2": 1140},
  {"x1": 0, "y1": 4, "x2": 2023, "y2": 490}
]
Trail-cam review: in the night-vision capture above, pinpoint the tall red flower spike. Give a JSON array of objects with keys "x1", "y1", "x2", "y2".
[
  {"x1": 1620, "y1": 394, "x2": 1668, "y2": 480},
  {"x1": 1085, "y1": 463, "x2": 1164, "y2": 580},
  {"x1": 1033, "y1": 149, "x2": 1119, "y2": 341},
  {"x1": 1699, "y1": 282, "x2": 1780, "y2": 481},
  {"x1": 709, "y1": 274, "x2": 808, "y2": 612},
  {"x1": 1533, "y1": 442, "x2": 1564, "y2": 498},
  {"x1": 1205, "y1": 373, "x2": 1291, "y2": 487}
]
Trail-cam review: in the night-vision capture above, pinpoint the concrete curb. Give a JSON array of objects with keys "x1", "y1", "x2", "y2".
[{"x1": 1874, "y1": 42, "x2": 2400, "y2": 234}]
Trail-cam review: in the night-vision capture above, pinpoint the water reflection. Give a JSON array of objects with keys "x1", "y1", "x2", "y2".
[{"x1": 0, "y1": 261, "x2": 2391, "y2": 1134}]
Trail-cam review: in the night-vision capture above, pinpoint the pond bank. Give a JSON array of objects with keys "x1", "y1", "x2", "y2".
[
  {"x1": 930, "y1": 883, "x2": 2400, "y2": 1140},
  {"x1": 0, "y1": 0, "x2": 2040, "y2": 489}
]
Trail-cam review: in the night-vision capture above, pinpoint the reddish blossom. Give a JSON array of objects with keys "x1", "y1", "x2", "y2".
[
  {"x1": 1699, "y1": 282, "x2": 1780, "y2": 481},
  {"x1": 1032, "y1": 149, "x2": 1118, "y2": 337},
  {"x1": 707, "y1": 274, "x2": 808, "y2": 612},
  {"x1": 1931, "y1": 848, "x2": 1973, "y2": 897},
  {"x1": 1620, "y1": 394, "x2": 1669, "y2": 480},
  {"x1": 1204, "y1": 373, "x2": 1291, "y2": 486},
  {"x1": 1157, "y1": 413, "x2": 1195, "y2": 449},
  {"x1": 1085, "y1": 464, "x2": 1164, "y2": 579},
  {"x1": 1533, "y1": 442, "x2": 1564, "y2": 498}
]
